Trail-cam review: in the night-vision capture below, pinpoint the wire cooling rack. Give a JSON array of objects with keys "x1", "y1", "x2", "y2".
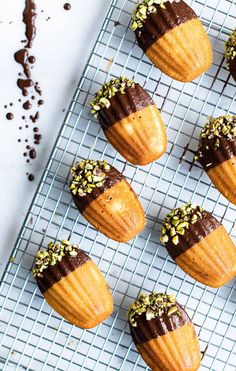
[{"x1": 1, "y1": 0, "x2": 236, "y2": 370}]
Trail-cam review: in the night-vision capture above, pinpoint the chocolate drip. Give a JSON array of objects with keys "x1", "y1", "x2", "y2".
[
  {"x1": 36, "y1": 249, "x2": 91, "y2": 294},
  {"x1": 72, "y1": 165, "x2": 124, "y2": 213},
  {"x1": 130, "y1": 303, "x2": 190, "y2": 345},
  {"x1": 166, "y1": 211, "x2": 220, "y2": 260},
  {"x1": 135, "y1": 0, "x2": 197, "y2": 52},
  {"x1": 98, "y1": 84, "x2": 154, "y2": 129},
  {"x1": 229, "y1": 57, "x2": 236, "y2": 83},
  {"x1": 23, "y1": 0, "x2": 37, "y2": 48},
  {"x1": 198, "y1": 137, "x2": 236, "y2": 171},
  {"x1": 17, "y1": 78, "x2": 34, "y2": 96},
  {"x1": 14, "y1": 49, "x2": 31, "y2": 78}
]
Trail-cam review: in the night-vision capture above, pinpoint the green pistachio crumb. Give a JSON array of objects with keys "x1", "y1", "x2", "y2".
[
  {"x1": 90, "y1": 77, "x2": 135, "y2": 118},
  {"x1": 131, "y1": 0, "x2": 171, "y2": 31},
  {"x1": 128, "y1": 292, "x2": 180, "y2": 327},
  {"x1": 160, "y1": 203, "x2": 204, "y2": 246},
  {"x1": 69, "y1": 159, "x2": 111, "y2": 197},
  {"x1": 225, "y1": 29, "x2": 236, "y2": 68},
  {"x1": 196, "y1": 115, "x2": 236, "y2": 160},
  {"x1": 32, "y1": 240, "x2": 79, "y2": 278}
]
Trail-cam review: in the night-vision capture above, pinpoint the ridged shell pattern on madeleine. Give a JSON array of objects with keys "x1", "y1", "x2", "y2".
[
  {"x1": 69, "y1": 159, "x2": 146, "y2": 242},
  {"x1": 195, "y1": 115, "x2": 236, "y2": 204},
  {"x1": 90, "y1": 77, "x2": 167, "y2": 165},
  {"x1": 128, "y1": 292, "x2": 201, "y2": 371},
  {"x1": 131, "y1": 0, "x2": 212, "y2": 82},
  {"x1": 33, "y1": 240, "x2": 113, "y2": 329},
  {"x1": 161, "y1": 203, "x2": 236, "y2": 287}
]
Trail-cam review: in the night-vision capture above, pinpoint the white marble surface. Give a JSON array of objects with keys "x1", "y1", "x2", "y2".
[{"x1": 0, "y1": 0, "x2": 110, "y2": 277}]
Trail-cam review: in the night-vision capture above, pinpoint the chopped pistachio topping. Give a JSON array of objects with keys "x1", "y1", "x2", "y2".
[
  {"x1": 160, "y1": 203, "x2": 203, "y2": 245},
  {"x1": 32, "y1": 240, "x2": 79, "y2": 277},
  {"x1": 195, "y1": 115, "x2": 236, "y2": 161},
  {"x1": 225, "y1": 29, "x2": 236, "y2": 68},
  {"x1": 70, "y1": 159, "x2": 111, "y2": 196},
  {"x1": 128, "y1": 292, "x2": 180, "y2": 327},
  {"x1": 90, "y1": 77, "x2": 135, "y2": 118},
  {"x1": 131, "y1": 0, "x2": 175, "y2": 32}
]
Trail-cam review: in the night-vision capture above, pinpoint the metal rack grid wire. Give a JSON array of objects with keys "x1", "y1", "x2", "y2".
[{"x1": 0, "y1": 0, "x2": 236, "y2": 370}]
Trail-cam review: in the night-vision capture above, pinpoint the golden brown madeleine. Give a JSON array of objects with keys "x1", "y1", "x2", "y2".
[
  {"x1": 195, "y1": 115, "x2": 236, "y2": 204},
  {"x1": 69, "y1": 160, "x2": 146, "y2": 242},
  {"x1": 32, "y1": 240, "x2": 113, "y2": 329},
  {"x1": 160, "y1": 203, "x2": 236, "y2": 288},
  {"x1": 225, "y1": 29, "x2": 236, "y2": 82},
  {"x1": 131, "y1": 0, "x2": 212, "y2": 82},
  {"x1": 128, "y1": 292, "x2": 201, "y2": 371},
  {"x1": 90, "y1": 77, "x2": 167, "y2": 165}
]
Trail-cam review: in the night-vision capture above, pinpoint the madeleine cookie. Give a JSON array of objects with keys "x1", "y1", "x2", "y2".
[
  {"x1": 195, "y1": 115, "x2": 236, "y2": 204},
  {"x1": 33, "y1": 240, "x2": 113, "y2": 328},
  {"x1": 131, "y1": 0, "x2": 212, "y2": 82},
  {"x1": 225, "y1": 29, "x2": 236, "y2": 82},
  {"x1": 90, "y1": 77, "x2": 167, "y2": 165},
  {"x1": 69, "y1": 160, "x2": 146, "y2": 242},
  {"x1": 129, "y1": 292, "x2": 201, "y2": 371},
  {"x1": 160, "y1": 203, "x2": 236, "y2": 287}
]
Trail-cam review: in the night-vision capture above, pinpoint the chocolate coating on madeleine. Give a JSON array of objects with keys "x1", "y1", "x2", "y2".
[
  {"x1": 196, "y1": 115, "x2": 236, "y2": 171},
  {"x1": 133, "y1": 0, "x2": 197, "y2": 52},
  {"x1": 72, "y1": 165, "x2": 124, "y2": 212},
  {"x1": 197, "y1": 137, "x2": 236, "y2": 171},
  {"x1": 166, "y1": 211, "x2": 220, "y2": 260},
  {"x1": 98, "y1": 84, "x2": 154, "y2": 129},
  {"x1": 33, "y1": 241, "x2": 91, "y2": 294},
  {"x1": 229, "y1": 58, "x2": 236, "y2": 82},
  {"x1": 225, "y1": 29, "x2": 236, "y2": 82},
  {"x1": 130, "y1": 303, "x2": 190, "y2": 345}
]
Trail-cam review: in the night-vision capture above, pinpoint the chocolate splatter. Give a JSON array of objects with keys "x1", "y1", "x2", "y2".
[
  {"x1": 28, "y1": 55, "x2": 36, "y2": 64},
  {"x1": 23, "y1": 100, "x2": 32, "y2": 110},
  {"x1": 64, "y1": 3, "x2": 71, "y2": 11},
  {"x1": 30, "y1": 111, "x2": 39, "y2": 123},
  {"x1": 29, "y1": 148, "x2": 36, "y2": 159},
  {"x1": 17, "y1": 78, "x2": 34, "y2": 96},
  {"x1": 23, "y1": 0, "x2": 37, "y2": 48},
  {"x1": 14, "y1": 49, "x2": 31, "y2": 78},
  {"x1": 6, "y1": 113, "x2": 14, "y2": 120},
  {"x1": 28, "y1": 174, "x2": 35, "y2": 181}
]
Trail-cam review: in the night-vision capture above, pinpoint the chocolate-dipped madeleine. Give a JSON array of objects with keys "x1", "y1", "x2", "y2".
[
  {"x1": 90, "y1": 77, "x2": 167, "y2": 166},
  {"x1": 69, "y1": 160, "x2": 146, "y2": 242},
  {"x1": 131, "y1": 0, "x2": 212, "y2": 82},
  {"x1": 225, "y1": 29, "x2": 236, "y2": 82},
  {"x1": 195, "y1": 115, "x2": 236, "y2": 204},
  {"x1": 160, "y1": 203, "x2": 236, "y2": 287},
  {"x1": 128, "y1": 292, "x2": 201, "y2": 371},
  {"x1": 33, "y1": 240, "x2": 113, "y2": 328}
]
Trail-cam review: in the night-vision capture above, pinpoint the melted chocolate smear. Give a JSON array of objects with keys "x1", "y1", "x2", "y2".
[
  {"x1": 23, "y1": 100, "x2": 32, "y2": 110},
  {"x1": 34, "y1": 133, "x2": 42, "y2": 144},
  {"x1": 6, "y1": 113, "x2": 14, "y2": 120},
  {"x1": 35, "y1": 82, "x2": 42, "y2": 95},
  {"x1": 28, "y1": 174, "x2": 34, "y2": 181},
  {"x1": 29, "y1": 148, "x2": 36, "y2": 159},
  {"x1": 14, "y1": 49, "x2": 31, "y2": 78},
  {"x1": 28, "y1": 55, "x2": 36, "y2": 64},
  {"x1": 30, "y1": 111, "x2": 39, "y2": 123},
  {"x1": 64, "y1": 3, "x2": 71, "y2": 10},
  {"x1": 114, "y1": 21, "x2": 121, "y2": 27},
  {"x1": 17, "y1": 78, "x2": 34, "y2": 96},
  {"x1": 23, "y1": 0, "x2": 37, "y2": 48}
]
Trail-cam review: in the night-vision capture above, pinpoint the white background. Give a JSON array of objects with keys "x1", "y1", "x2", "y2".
[{"x1": 0, "y1": 0, "x2": 109, "y2": 277}]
